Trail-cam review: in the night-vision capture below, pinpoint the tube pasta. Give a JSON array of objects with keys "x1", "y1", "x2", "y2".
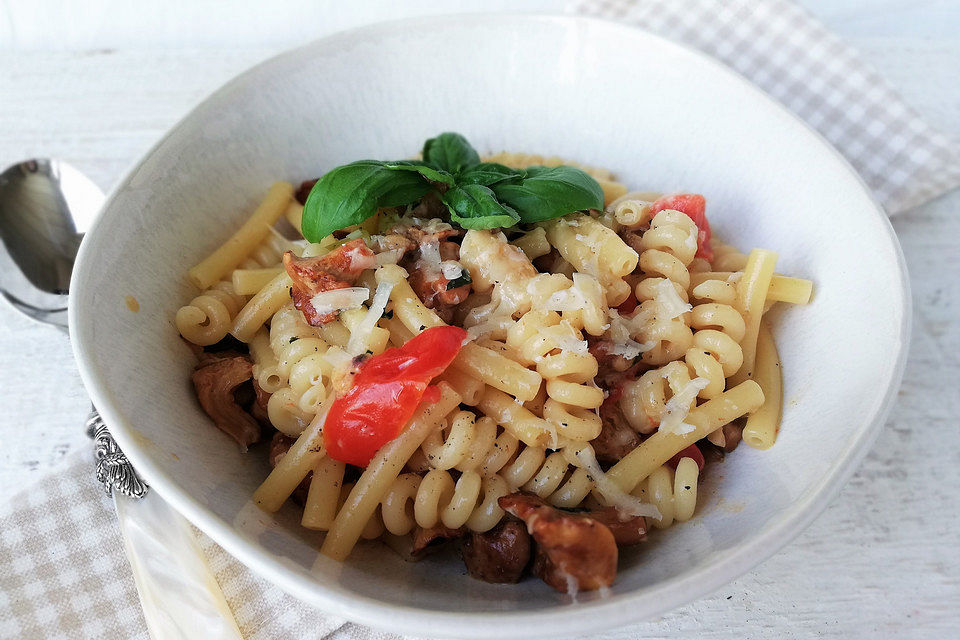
[
  {"x1": 608, "y1": 380, "x2": 765, "y2": 493},
  {"x1": 730, "y1": 249, "x2": 778, "y2": 386},
  {"x1": 253, "y1": 396, "x2": 333, "y2": 512},
  {"x1": 301, "y1": 457, "x2": 346, "y2": 530},
  {"x1": 689, "y1": 272, "x2": 812, "y2": 305},
  {"x1": 742, "y1": 320, "x2": 782, "y2": 450},
  {"x1": 231, "y1": 271, "x2": 293, "y2": 343},
  {"x1": 513, "y1": 227, "x2": 551, "y2": 260},
  {"x1": 188, "y1": 182, "x2": 294, "y2": 289},
  {"x1": 545, "y1": 214, "x2": 638, "y2": 280},
  {"x1": 232, "y1": 267, "x2": 283, "y2": 295}
]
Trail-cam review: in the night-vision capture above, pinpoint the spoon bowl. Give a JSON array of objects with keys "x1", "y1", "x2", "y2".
[{"x1": 0, "y1": 158, "x2": 104, "y2": 327}]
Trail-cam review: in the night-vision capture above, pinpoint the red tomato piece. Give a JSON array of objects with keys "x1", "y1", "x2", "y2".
[
  {"x1": 650, "y1": 193, "x2": 713, "y2": 262},
  {"x1": 323, "y1": 326, "x2": 467, "y2": 467},
  {"x1": 666, "y1": 444, "x2": 705, "y2": 471}
]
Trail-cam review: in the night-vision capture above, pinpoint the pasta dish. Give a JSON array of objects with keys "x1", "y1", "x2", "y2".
[{"x1": 176, "y1": 133, "x2": 812, "y2": 593}]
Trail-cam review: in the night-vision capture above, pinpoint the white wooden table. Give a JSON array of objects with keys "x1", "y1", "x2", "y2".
[{"x1": 1, "y1": 2, "x2": 958, "y2": 638}]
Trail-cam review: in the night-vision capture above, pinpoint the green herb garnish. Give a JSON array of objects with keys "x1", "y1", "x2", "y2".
[
  {"x1": 300, "y1": 132, "x2": 604, "y2": 242},
  {"x1": 446, "y1": 271, "x2": 473, "y2": 290}
]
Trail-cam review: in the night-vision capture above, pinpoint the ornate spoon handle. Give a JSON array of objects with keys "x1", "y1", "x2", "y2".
[
  {"x1": 86, "y1": 407, "x2": 149, "y2": 498},
  {"x1": 84, "y1": 407, "x2": 242, "y2": 638}
]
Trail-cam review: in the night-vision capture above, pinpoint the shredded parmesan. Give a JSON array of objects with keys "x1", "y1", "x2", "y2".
[
  {"x1": 344, "y1": 245, "x2": 377, "y2": 271},
  {"x1": 566, "y1": 444, "x2": 661, "y2": 520},
  {"x1": 375, "y1": 249, "x2": 405, "y2": 266},
  {"x1": 440, "y1": 260, "x2": 463, "y2": 280},
  {"x1": 465, "y1": 313, "x2": 511, "y2": 341},
  {"x1": 544, "y1": 287, "x2": 580, "y2": 312},
  {"x1": 652, "y1": 279, "x2": 692, "y2": 319},
  {"x1": 554, "y1": 334, "x2": 589, "y2": 355},
  {"x1": 309, "y1": 287, "x2": 369, "y2": 318},
  {"x1": 657, "y1": 377, "x2": 710, "y2": 435},
  {"x1": 727, "y1": 272, "x2": 743, "y2": 283},
  {"x1": 346, "y1": 281, "x2": 394, "y2": 356},
  {"x1": 606, "y1": 338, "x2": 655, "y2": 359},
  {"x1": 419, "y1": 240, "x2": 442, "y2": 267}
]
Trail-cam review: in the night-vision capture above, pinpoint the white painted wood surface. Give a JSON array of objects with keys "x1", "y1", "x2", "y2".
[{"x1": 1, "y1": 5, "x2": 958, "y2": 638}]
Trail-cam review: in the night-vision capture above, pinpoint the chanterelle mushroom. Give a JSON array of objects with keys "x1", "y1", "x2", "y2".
[
  {"x1": 191, "y1": 355, "x2": 260, "y2": 449},
  {"x1": 500, "y1": 493, "x2": 618, "y2": 594}
]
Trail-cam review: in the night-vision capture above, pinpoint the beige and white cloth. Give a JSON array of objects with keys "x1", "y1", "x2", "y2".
[{"x1": 2, "y1": 1, "x2": 959, "y2": 638}]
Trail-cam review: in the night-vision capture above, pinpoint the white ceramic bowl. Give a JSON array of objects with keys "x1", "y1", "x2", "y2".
[{"x1": 70, "y1": 14, "x2": 910, "y2": 639}]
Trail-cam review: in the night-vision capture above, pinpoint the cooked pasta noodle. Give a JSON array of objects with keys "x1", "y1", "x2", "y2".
[
  {"x1": 742, "y1": 320, "x2": 782, "y2": 450},
  {"x1": 175, "y1": 280, "x2": 246, "y2": 346},
  {"x1": 188, "y1": 181, "x2": 294, "y2": 289},
  {"x1": 181, "y1": 150, "x2": 811, "y2": 590},
  {"x1": 633, "y1": 459, "x2": 699, "y2": 528}
]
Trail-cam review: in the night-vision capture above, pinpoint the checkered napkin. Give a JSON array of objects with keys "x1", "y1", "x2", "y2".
[
  {"x1": 573, "y1": 0, "x2": 960, "y2": 213},
  {"x1": 3, "y1": 2, "x2": 960, "y2": 639}
]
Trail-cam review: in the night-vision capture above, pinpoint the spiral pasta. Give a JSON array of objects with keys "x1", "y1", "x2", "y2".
[
  {"x1": 417, "y1": 410, "x2": 594, "y2": 513},
  {"x1": 175, "y1": 280, "x2": 247, "y2": 346},
  {"x1": 632, "y1": 458, "x2": 699, "y2": 529},
  {"x1": 506, "y1": 311, "x2": 603, "y2": 442},
  {"x1": 379, "y1": 469, "x2": 510, "y2": 534},
  {"x1": 256, "y1": 303, "x2": 337, "y2": 435},
  {"x1": 632, "y1": 210, "x2": 698, "y2": 365},
  {"x1": 619, "y1": 360, "x2": 693, "y2": 434},
  {"x1": 684, "y1": 275, "x2": 746, "y2": 400}
]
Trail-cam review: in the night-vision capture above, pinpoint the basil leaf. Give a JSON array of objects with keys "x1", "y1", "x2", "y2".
[
  {"x1": 491, "y1": 165, "x2": 604, "y2": 224},
  {"x1": 301, "y1": 160, "x2": 433, "y2": 242},
  {"x1": 422, "y1": 132, "x2": 481, "y2": 174},
  {"x1": 441, "y1": 183, "x2": 520, "y2": 229},
  {"x1": 458, "y1": 162, "x2": 524, "y2": 187},
  {"x1": 381, "y1": 160, "x2": 456, "y2": 186},
  {"x1": 446, "y1": 270, "x2": 472, "y2": 290}
]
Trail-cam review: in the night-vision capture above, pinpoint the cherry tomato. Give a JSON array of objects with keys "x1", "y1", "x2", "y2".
[
  {"x1": 650, "y1": 193, "x2": 713, "y2": 262},
  {"x1": 323, "y1": 325, "x2": 467, "y2": 466},
  {"x1": 666, "y1": 444, "x2": 705, "y2": 471}
]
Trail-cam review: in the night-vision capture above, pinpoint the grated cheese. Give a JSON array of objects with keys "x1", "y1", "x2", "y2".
[
  {"x1": 309, "y1": 287, "x2": 369, "y2": 318},
  {"x1": 375, "y1": 249, "x2": 405, "y2": 266},
  {"x1": 652, "y1": 279, "x2": 692, "y2": 319},
  {"x1": 657, "y1": 377, "x2": 710, "y2": 435},
  {"x1": 566, "y1": 444, "x2": 661, "y2": 520},
  {"x1": 606, "y1": 338, "x2": 655, "y2": 359},
  {"x1": 544, "y1": 287, "x2": 580, "y2": 312},
  {"x1": 419, "y1": 240, "x2": 442, "y2": 267},
  {"x1": 440, "y1": 260, "x2": 463, "y2": 280},
  {"x1": 344, "y1": 245, "x2": 377, "y2": 272},
  {"x1": 346, "y1": 281, "x2": 394, "y2": 356}
]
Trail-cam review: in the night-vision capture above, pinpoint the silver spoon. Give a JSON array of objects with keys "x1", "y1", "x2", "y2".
[{"x1": 0, "y1": 159, "x2": 241, "y2": 639}]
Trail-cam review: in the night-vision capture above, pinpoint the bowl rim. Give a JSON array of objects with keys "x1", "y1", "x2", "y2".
[{"x1": 69, "y1": 12, "x2": 912, "y2": 639}]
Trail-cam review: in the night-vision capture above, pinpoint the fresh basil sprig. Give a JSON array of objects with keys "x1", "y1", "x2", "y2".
[
  {"x1": 441, "y1": 183, "x2": 521, "y2": 229},
  {"x1": 300, "y1": 133, "x2": 604, "y2": 242},
  {"x1": 491, "y1": 165, "x2": 605, "y2": 224},
  {"x1": 422, "y1": 132, "x2": 481, "y2": 174},
  {"x1": 301, "y1": 161, "x2": 434, "y2": 243}
]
